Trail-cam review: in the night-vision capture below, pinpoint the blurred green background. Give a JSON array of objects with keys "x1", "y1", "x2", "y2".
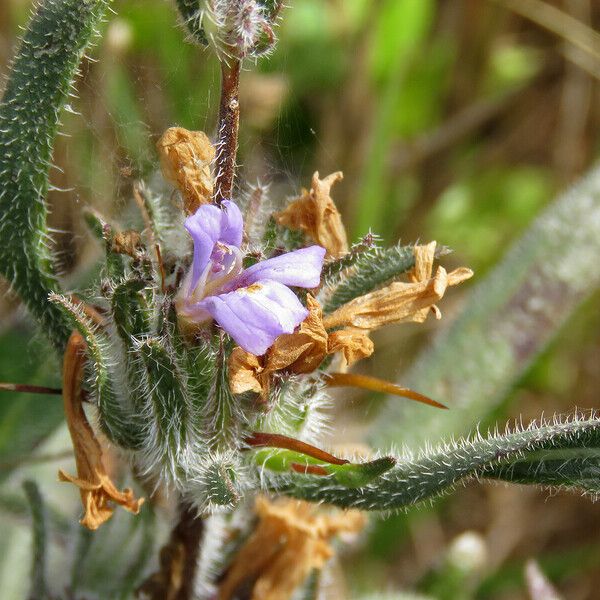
[{"x1": 1, "y1": 0, "x2": 600, "y2": 598}]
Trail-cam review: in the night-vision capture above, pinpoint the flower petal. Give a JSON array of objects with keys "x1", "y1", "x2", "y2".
[
  {"x1": 220, "y1": 200, "x2": 244, "y2": 247},
  {"x1": 184, "y1": 201, "x2": 243, "y2": 290},
  {"x1": 228, "y1": 245, "x2": 326, "y2": 291},
  {"x1": 198, "y1": 280, "x2": 309, "y2": 355}
]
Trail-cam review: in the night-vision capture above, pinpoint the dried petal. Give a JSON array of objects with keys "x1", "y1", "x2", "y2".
[
  {"x1": 323, "y1": 265, "x2": 473, "y2": 330},
  {"x1": 112, "y1": 229, "x2": 143, "y2": 257},
  {"x1": 409, "y1": 240, "x2": 437, "y2": 321},
  {"x1": 58, "y1": 470, "x2": 143, "y2": 531},
  {"x1": 410, "y1": 240, "x2": 437, "y2": 283},
  {"x1": 266, "y1": 294, "x2": 328, "y2": 374},
  {"x1": 327, "y1": 329, "x2": 374, "y2": 367},
  {"x1": 229, "y1": 346, "x2": 266, "y2": 395},
  {"x1": 275, "y1": 171, "x2": 348, "y2": 258},
  {"x1": 60, "y1": 332, "x2": 143, "y2": 530},
  {"x1": 156, "y1": 127, "x2": 215, "y2": 214},
  {"x1": 219, "y1": 496, "x2": 365, "y2": 600},
  {"x1": 227, "y1": 244, "x2": 472, "y2": 394}
]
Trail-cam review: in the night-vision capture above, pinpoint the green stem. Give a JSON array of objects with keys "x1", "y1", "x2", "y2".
[{"x1": 23, "y1": 480, "x2": 50, "y2": 600}]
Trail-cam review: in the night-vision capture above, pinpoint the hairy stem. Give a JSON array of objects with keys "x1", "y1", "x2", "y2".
[
  {"x1": 271, "y1": 414, "x2": 600, "y2": 509},
  {"x1": 138, "y1": 500, "x2": 205, "y2": 600},
  {"x1": 174, "y1": 501, "x2": 205, "y2": 600},
  {"x1": 214, "y1": 59, "x2": 241, "y2": 204}
]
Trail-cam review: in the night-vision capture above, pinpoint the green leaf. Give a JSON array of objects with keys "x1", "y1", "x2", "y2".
[
  {"x1": 138, "y1": 337, "x2": 190, "y2": 482},
  {"x1": 0, "y1": 0, "x2": 112, "y2": 354},
  {"x1": 322, "y1": 243, "x2": 416, "y2": 313},
  {"x1": 269, "y1": 414, "x2": 600, "y2": 510},
  {"x1": 203, "y1": 337, "x2": 241, "y2": 451},
  {"x1": 111, "y1": 279, "x2": 153, "y2": 343},
  {"x1": 49, "y1": 293, "x2": 143, "y2": 449},
  {"x1": 486, "y1": 446, "x2": 600, "y2": 493},
  {"x1": 254, "y1": 448, "x2": 396, "y2": 488}
]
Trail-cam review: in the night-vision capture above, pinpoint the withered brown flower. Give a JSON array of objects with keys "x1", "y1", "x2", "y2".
[
  {"x1": 323, "y1": 242, "x2": 473, "y2": 330},
  {"x1": 229, "y1": 295, "x2": 377, "y2": 396},
  {"x1": 266, "y1": 294, "x2": 328, "y2": 374},
  {"x1": 219, "y1": 496, "x2": 365, "y2": 600},
  {"x1": 229, "y1": 347, "x2": 266, "y2": 396},
  {"x1": 275, "y1": 171, "x2": 348, "y2": 258},
  {"x1": 156, "y1": 127, "x2": 215, "y2": 214},
  {"x1": 59, "y1": 332, "x2": 143, "y2": 531}
]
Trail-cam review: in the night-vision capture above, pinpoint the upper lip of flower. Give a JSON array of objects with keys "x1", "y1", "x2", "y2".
[{"x1": 176, "y1": 200, "x2": 326, "y2": 356}]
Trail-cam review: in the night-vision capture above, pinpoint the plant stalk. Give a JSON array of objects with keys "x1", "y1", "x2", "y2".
[
  {"x1": 137, "y1": 500, "x2": 205, "y2": 600},
  {"x1": 214, "y1": 59, "x2": 241, "y2": 205}
]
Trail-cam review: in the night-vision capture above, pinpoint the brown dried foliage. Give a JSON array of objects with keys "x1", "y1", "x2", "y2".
[
  {"x1": 156, "y1": 127, "x2": 215, "y2": 214},
  {"x1": 59, "y1": 332, "x2": 143, "y2": 531},
  {"x1": 229, "y1": 243, "x2": 471, "y2": 396},
  {"x1": 275, "y1": 171, "x2": 349, "y2": 258},
  {"x1": 219, "y1": 496, "x2": 365, "y2": 600}
]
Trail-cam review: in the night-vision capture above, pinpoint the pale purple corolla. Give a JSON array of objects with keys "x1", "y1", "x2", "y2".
[{"x1": 175, "y1": 200, "x2": 326, "y2": 356}]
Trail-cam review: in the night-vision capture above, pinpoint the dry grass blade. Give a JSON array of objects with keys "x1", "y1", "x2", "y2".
[
  {"x1": 0, "y1": 383, "x2": 62, "y2": 395},
  {"x1": 0, "y1": 449, "x2": 73, "y2": 471},
  {"x1": 497, "y1": 0, "x2": 600, "y2": 62}
]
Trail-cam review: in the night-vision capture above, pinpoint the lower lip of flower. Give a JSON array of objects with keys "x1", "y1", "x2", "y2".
[{"x1": 244, "y1": 283, "x2": 263, "y2": 294}]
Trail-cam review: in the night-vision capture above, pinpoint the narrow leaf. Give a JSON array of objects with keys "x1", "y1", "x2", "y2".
[
  {"x1": 269, "y1": 414, "x2": 600, "y2": 510},
  {"x1": 322, "y1": 244, "x2": 416, "y2": 313},
  {"x1": 138, "y1": 337, "x2": 190, "y2": 483},
  {"x1": 254, "y1": 448, "x2": 395, "y2": 488},
  {"x1": 23, "y1": 480, "x2": 50, "y2": 600},
  {"x1": 0, "y1": 0, "x2": 111, "y2": 353},
  {"x1": 49, "y1": 293, "x2": 143, "y2": 449}
]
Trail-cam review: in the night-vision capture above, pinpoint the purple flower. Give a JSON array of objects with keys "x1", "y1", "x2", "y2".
[{"x1": 176, "y1": 201, "x2": 326, "y2": 355}]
